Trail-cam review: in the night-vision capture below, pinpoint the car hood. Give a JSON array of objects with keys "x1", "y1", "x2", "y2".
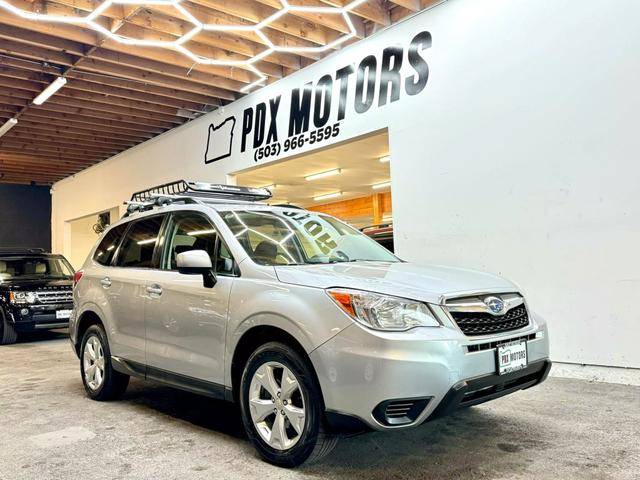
[{"x1": 274, "y1": 262, "x2": 517, "y2": 304}]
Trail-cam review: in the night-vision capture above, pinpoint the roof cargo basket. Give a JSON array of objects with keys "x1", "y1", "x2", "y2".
[{"x1": 130, "y1": 180, "x2": 272, "y2": 203}]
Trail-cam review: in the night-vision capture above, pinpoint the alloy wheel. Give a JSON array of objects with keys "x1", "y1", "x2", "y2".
[
  {"x1": 83, "y1": 335, "x2": 105, "y2": 391},
  {"x1": 248, "y1": 361, "x2": 306, "y2": 450}
]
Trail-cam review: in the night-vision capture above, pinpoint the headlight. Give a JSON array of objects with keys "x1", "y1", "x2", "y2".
[
  {"x1": 327, "y1": 288, "x2": 441, "y2": 331},
  {"x1": 9, "y1": 291, "x2": 37, "y2": 304}
]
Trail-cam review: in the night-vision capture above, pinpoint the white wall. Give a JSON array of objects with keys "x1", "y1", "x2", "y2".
[{"x1": 52, "y1": 0, "x2": 640, "y2": 371}]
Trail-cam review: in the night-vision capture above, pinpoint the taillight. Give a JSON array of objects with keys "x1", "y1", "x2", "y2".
[{"x1": 73, "y1": 270, "x2": 84, "y2": 288}]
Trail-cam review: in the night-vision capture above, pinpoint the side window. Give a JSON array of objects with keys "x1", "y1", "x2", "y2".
[
  {"x1": 165, "y1": 213, "x2": 218, "y2": 270},
  {"x1": 94, "y1": 224, "x2": 127, "y2": 266},
  {"x1": 216, "y1": 239, "x2": 235, "y2": 275},
  {"x1": 164, "y1": 213, "x2": 236, "y2": 275},
  {"x1": 114, "y1": 216, "x2": 164, "y2": 268}
]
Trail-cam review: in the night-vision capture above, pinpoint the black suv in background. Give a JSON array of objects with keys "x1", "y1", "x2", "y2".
[{"x1": 0, "y1": 248, "x2": 75, "y2": 345}]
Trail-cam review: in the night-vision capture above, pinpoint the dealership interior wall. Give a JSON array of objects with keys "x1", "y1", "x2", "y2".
[{"x1": 50, "y1": 0, "x2": 640, "y2": 383}]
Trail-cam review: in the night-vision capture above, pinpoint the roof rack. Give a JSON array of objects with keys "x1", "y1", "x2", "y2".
[
  {"x1": 130, "y1": 180, "x2": 272, "y2": 202},
  {"x1": 124, "y1": 180, "x2": 273, "y2": 216}
]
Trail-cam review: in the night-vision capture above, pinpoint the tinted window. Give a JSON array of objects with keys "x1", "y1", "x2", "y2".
[
  {"x1": 114, "y1": 216, "x2": 164, "y2": 268},
  {"x1": 94, "y1": 224, "x2": 127, "y2": 266}
]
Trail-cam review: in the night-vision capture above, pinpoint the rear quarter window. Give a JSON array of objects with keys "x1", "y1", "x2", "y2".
[{"x1": 93, "y1": 224, "x2": 128, "y2": 266}]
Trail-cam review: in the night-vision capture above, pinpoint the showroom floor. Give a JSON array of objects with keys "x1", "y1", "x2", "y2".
[{"x1": 1, "y1": 333, "x2": 638, "y2": 480}]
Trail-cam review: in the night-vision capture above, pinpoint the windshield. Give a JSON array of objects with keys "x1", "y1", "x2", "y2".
[
  {"x1": 219, "y1": 209, "x2": 399, "y2": 266},
  {"x1": 0, "y1": 256, "x2": 74, "y2": 281}
]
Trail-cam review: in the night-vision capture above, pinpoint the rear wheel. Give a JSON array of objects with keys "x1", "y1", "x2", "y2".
[
  {"x1": 239, "y1": 342, "x2": 338, "y2": 467},
  {"x1": 0, "y1": 309, "x2": 18, "y2": 345},
  {"x1": 80, "y1": 324, "x2": 129, "y2": 400}
]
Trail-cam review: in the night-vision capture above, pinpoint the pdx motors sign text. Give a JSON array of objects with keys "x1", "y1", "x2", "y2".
[{"x1": 204, "y1": 31, "x2": 431, "y2": 164}]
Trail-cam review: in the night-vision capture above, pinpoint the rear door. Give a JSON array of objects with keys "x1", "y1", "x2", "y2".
[
  {"x1": 143, "y1": 211, "x2": 235, "y2": 387},
  {"x1": 105, "y1": 214, "x2": 166, "y2": 365}
]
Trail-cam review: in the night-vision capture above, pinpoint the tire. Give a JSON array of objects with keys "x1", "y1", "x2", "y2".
[
  {"x1": 0, "y1": 309, "x2": 18, "y2": 345},
  {"x1": 239, "y1": 341, "x2": 338, "y2": 467},
  {"x1": 80, "y1": 324, "x2": 129, "y2": 401}
]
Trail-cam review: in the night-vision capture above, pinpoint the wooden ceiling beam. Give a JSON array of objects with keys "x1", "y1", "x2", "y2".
[
  {"x1": 177, "y1": 2, "x2": 322, "y2": 59},
  {"x1": 0, "y1": 34, "x2": 239, "y2": 99},
  {"x1": 8, "y1": 128, "x2": 131, "y2": 151},
  {"x1": 188, "y1": 0, "x2": 341, "y2": 46},
  {"x1": 319, "y1": 0, "x2": 392, "y2": 26},
  {"x1": 255, "y1": 0, "x2": 364, "y2": 37},
  {"x1": 31, "y1": 104, "x2": 169, "y2": 133},
  {"x1": 0, "y1": 146, "x2": 103, "y2": 162},
  {"x1": 22, "y1": 109, "x2": 161, "y2": 137},
  {"x1": 11, "y1": 123, "x2": 136, "y2": 148},
  {"x1": 0, "y1": 85, "x2": 186, "y2": 126},
  {"x1": 0, "y1": 78, "x2": 201, "y2": 118},
  {"x1": 0, "y1": 138, "x2": 118, "y2": 156},
  {"x1": 0, "y1": 57, "x2": 217, "y2": 109},
  {"x1": 18, "y1": 113, "x2": 154, "y2": 141},
  {"x1": 14, "y1": 117, "x2": 146, "y2": 143}
]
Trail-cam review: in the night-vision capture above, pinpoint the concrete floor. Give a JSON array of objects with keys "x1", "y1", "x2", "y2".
[{"x1": 0, "y1": 332, "x2": 638, "y2": 480}]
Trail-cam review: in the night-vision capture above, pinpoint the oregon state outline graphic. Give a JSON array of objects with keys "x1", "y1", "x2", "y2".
[{"x1": 204, "y1": 116, "x2": 236, "y2": 164}]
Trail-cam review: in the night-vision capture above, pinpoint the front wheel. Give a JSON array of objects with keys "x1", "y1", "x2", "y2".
[
  {"x1": 239, "y1": 342, "x2": 337, "y2": 467},
  {"x1": 80, "y1": 324, "x2": 129, "y2": 400}
]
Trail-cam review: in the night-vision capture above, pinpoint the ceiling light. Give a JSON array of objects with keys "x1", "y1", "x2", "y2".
[
  {"x1": 32, "y1": 77, "x2": 67, "y2": 105},
  {"x1": 379, "y1": 155, "x2": 391, "y2": 163},
  {"x1": 314, "y1": 191, "x2": 342, "y2": 202},
  {"x1": 305, "y1": 169, "x2": 341, "y2": 181},
  {"x1": 372, "y1": 180, "x2": 391, "y2": 190},
  {"x1": 137, "y1": 238, "x2": 157, "y2": 245},
  {"x1": 187, "y1": 229, "x2": 216, "y2": 236},
  {"x1": 0, "y1": 118, "x2": 17, "y2": 138}
]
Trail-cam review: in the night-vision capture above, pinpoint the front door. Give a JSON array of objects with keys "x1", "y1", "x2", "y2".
[{"x1": 144, "y1": 211, "x2": 235, "y2": 387}]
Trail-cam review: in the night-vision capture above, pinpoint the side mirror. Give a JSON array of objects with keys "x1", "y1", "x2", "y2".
[{"x1": 176, "y1": 250, "x2": 216, "y2": 288}]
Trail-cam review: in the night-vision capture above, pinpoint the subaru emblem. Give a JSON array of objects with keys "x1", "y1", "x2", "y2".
[{"x1": 484, "y1": 296, "x2": 505, "y2": 315}]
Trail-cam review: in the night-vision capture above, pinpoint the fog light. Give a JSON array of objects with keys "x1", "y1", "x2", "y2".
[{"x1": 20, "y1": 308, "x2": 29, "y2": 316}]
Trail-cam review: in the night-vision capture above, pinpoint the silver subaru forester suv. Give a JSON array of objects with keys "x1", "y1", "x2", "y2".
[{"x1": 70, "y1": 181, "x2": 550, "y2": 467}]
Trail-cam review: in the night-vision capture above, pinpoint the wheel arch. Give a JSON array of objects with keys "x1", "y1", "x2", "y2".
[
  {"x1": 229, "y1": 325, "x2": 325, "y2": 407},
  {"x1": 74, "y1": 310, "x2": 105, "y2": 355}
]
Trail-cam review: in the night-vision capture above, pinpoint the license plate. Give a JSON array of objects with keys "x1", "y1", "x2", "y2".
[
  {"x1": 56, "y1": 309, "x2": 72, "y2": 320},
  {"x1": 497, "y1": 340, "x2": 528, "y2": 375}
]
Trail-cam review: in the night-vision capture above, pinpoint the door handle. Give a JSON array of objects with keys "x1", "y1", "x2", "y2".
[
  {"x1": 100, "y1": 277, "x2": 112, "y2": 288},
  {"x1": 146, "y1": 284, "x2": 163, "y2": 296}
]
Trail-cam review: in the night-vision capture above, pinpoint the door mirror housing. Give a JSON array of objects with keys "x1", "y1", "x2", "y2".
[{"x1": 176, "y1": 250, "x2": 216, "y2": 288}]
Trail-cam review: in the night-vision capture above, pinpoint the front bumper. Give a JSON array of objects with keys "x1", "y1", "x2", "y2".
[
  {"x1": 5, "y1": 303, "x2": 73, "y2": 332},
  {"x1": 310, "y1": 316, "x2": 550, "y2": 431}
]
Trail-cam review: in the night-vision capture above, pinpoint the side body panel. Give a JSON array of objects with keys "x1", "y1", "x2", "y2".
[{"x1": 144, "y1": 270, "x2": 233, "y2": 385}]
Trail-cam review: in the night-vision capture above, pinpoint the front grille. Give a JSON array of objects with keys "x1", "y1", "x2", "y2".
[
  {"x1": 450, "y1": 305, "x2": 529, "y2": 336},
  {"x1": 36, "y1": 289, "x2": 73, "y2": 304}
]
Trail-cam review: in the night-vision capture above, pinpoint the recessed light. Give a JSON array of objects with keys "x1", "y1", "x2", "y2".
[
  {"x1": 372, "y1": 181, "x2": 391, "y2": 190},
  {"x1": 305, "y1": 169, "x2": 341, "y2": 181},
  {"x1": 314, "y1": 192, "x2": 342, "y2": 202},
  {"x1": 379, "y1": 156, "x2": 390, "y2": 163}
]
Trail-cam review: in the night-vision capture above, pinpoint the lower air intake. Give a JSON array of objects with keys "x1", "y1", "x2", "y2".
[{"x1": 373, "y1": 398, "x2": 431, "y2": 426}]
